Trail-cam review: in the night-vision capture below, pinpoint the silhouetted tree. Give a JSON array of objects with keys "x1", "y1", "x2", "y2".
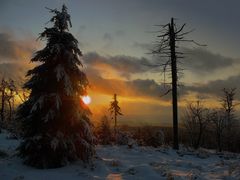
[
  {"x1": 220, "y1": 88, "x2": 237, "y2": 151},
  {"x1": 150, "y1": 18, "x2": 205, "y2": 150},
  {"x1": 0, "y1": 78, "x2": 8, "y2": 127},
  {"x1": 109, "y1": 94, "x2": 123, "y2": 140},
  {"x1": 183, "y1": 101, "x2": 210, "y2": 149},
  {"x1": 6, "y1": 79, "x2": 17, "y2": 121},
  {"x1": 0, "y1": 78, "x2": 17, "y2": 132},
  {"x1": 208, "y1": 88, "x2": 237, "y2": 152},
  {"x1": 16, "y1": 5, "x2": 94, "y2": 168},
  {"x1": 210, "y1": 110, "x2": 225, "y2": 152}
]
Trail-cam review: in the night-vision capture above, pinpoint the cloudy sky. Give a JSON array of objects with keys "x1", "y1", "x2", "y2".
[{"x1": 0, "y1": 0, "x2": 240, "y2": 126}]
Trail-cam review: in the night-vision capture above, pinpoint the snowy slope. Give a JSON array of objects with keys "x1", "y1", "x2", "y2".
[{"x1": 0, "y1": 131, "x2": 240, "y2": 180}]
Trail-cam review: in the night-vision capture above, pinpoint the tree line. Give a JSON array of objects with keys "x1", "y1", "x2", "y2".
[
  {"x1": 0, "y1": 78, "x2": 29, "y2": 133},
  {"x1": 183, "y1": 88, "x2": 239, "y2": 152}
]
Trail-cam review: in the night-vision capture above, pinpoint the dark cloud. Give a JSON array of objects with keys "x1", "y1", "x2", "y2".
[
  {"x1": 0, "y1": 32, "x2": 37, "y2": 62},
  {"x1": 84, "y1": 52, "x2": 152, "y2": 78},
  {"x1": 86, "y1": 58, "x2": 240, "y2": 101},
  {"x1": 0, "y1": 50, "x2": 237, "y2": 105},
  {"x1": 0, "y1": 31, "x2": 37, "y2": 83},
  {"x1": 87, "y1": 63, "x2": 231, "y2": 103},
  {"x1": 183, "y1": 48, "x2": 236, "y2": 73},
  {"x1": 0, "y1": 62, "x2": 29, "y2": 84},
  {"x1": 128, "y1": 79, "x2": 169, "y2": 98},
  {"x1": 86, "y1": 66, "x2": 172, "y2": 100},
  {"x1": 84, "y1": 47, "x2": 238, "y2": 80},
  {"x1": 185, "y1": 74, "x2": 240, "y2": 100},
  {"x1": 133, "y1": 44, "x2": 237, "y2": 74},
  {"x1": 0, "y1": 33, "x2": 17, "y2": 60}
]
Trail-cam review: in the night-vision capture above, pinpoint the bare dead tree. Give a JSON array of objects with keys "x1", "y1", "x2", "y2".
[
  {"x1": 149, "y1": 18, "x2": 205, "y2": 150},
  {"x1": 0, "y1": 78, "x2": 18, "y2": 132},
  {"x1": 109, "y1": 94, "x2": 123, "y2": 140},
  {"x1": 208, "y1": 89, "x2": 238, "y2": 152},
  {"x1": 6, "y1": 79, "x2": 17, "y2": 121},
  {"x1": 221, "y1": 88, "x2": 236, "y2": 127},
  {"x1": 14, "y1": 78, "x2": 30, "y2": 103},
  {"x1": 210, "y1": 110, "x2": 225, "y2": 152},
  {"x1": 183, "y1": 101, "x2": 210, "y2": 149},
  {"x1": 220, "y1": 88, "x2": 238, "y2": 151},
  {"x1": 0, "y1": 78, "x2": 8, "y2": 132}
]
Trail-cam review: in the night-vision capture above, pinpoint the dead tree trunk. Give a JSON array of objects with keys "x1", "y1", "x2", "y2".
[
  {"x1": 169, "y1": 18, "x2": 179, "y2": 150},
  {"x1": 149, "y1": 17, "x2": 205, "y2": 150},
  {"x1": 0, "y1": 79, "x2": 6, "y2": 133}
]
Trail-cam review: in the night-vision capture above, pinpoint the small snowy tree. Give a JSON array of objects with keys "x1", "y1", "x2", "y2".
[
  {"x1": 16, "y1": 5, "x2": 95, "y2": 168},
  {"x1": 109, "y1": 94, "x2": 123, "y2": 139}
]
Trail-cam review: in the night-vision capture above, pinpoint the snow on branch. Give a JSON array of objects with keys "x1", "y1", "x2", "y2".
[
  {"x1": 30, "y1": 96, "x2": 45, "y2": 113},
  {"x1": 54, "y1": 64, "x2": 66, "y2": 81}
]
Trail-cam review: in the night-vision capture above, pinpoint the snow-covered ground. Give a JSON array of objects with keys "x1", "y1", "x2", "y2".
[{"x1": 0, "y1": 131, "x2": 240, "y2": 180}]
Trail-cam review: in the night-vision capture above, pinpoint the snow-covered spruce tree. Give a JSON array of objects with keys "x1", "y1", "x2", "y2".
[
  {"x1": 17, "y1": 5, "x2": 95, "y2": 168},
  {"x1": 109, "y1": 94, "x2": 123, "y2": 139}
]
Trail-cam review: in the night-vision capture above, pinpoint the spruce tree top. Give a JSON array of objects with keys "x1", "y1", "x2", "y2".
[
  {"x1": 46, "y1": 4, "x2": 72, "y2": 32},
  {"x1": 25, "y1": 4, "x2": 87, "y2": 97}
]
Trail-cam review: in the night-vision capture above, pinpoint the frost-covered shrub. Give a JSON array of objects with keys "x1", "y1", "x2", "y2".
[
  {"x1": 146, "y1": 130, "x2": 165, "y2": 147},
  {"x1": 133, "y1": 126, "x2": 165, "y2": 147},
  {"x1": 115, "y1": 131, "x2": 133, "y2": 145}
]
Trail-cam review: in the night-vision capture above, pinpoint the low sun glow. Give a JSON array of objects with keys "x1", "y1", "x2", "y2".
[{"x1": 82, "y1": 95, "x2": 91, "y2": 105}]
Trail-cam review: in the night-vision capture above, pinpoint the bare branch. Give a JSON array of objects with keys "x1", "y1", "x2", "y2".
[
  {"x1": 175, "y1": 23, "x2": 186, "y2": 34},
  {"x1": 160, "y1": 89, "x2": 172, "y2": 97},
  {"x1": 179, "y1": 39, "x2": 207, "y2": 46}
]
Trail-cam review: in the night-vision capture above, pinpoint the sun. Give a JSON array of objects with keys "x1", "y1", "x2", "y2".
[{"x1": 82, "y1": 95, "x2": 91, "y2": 105}]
